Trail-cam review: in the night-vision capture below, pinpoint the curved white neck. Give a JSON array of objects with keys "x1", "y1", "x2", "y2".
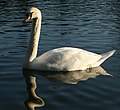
[{"x1": 24, "y1": 18, "x2": 41, "y2": 66}]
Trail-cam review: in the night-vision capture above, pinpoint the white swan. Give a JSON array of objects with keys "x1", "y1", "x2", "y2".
[{"x1": 23, "y1": 7, "x2": 116, "y2": 71}]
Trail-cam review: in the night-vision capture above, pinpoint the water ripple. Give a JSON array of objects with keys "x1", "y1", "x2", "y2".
[{"x1": 0, "y1": 0, "x2": 120, "y2": 110}]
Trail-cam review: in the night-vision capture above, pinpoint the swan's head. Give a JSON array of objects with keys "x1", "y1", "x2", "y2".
[{"x1": 23, "y1": 7, "x2": 41, "y2": 23}]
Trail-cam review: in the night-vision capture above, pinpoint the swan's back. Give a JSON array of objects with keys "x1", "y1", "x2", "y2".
[{"x1": 31, "y1": 47, "x2": 102, "y2": 71}]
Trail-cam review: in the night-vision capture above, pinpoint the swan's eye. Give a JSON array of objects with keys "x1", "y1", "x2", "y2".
[
  {"x1": 29, "y1": 13, "x2": 32, "y2": 19},
  {"x1": 25, "y1": 13, "x2": 29, "y2": 18},
  {"x1": 25, "y1": 12, "x2": 33, "y2": 19}
]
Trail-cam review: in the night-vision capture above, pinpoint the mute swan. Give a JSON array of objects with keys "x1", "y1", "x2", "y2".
[{"x1": 23, "y1": 7, "x2": 116, "y2": 71}]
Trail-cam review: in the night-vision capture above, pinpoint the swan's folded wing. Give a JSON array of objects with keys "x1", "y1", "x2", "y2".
[
  {"x1": 77, "y1": 49, "x2": 102, "y2": 65},
  {"x1": 31, "y1": 47, "x2": 102, "y2": 71}
]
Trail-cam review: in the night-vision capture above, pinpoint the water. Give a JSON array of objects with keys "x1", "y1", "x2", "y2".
[{"x1": 0, "y1": 0, "x2": 120, "y2": 110}]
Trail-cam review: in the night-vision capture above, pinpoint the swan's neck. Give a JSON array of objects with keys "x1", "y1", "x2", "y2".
[{"x1": 24, "y1": 18, "x2": 41, "y2": 66}]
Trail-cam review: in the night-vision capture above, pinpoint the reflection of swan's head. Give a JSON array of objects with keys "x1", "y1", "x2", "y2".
[{"x1": 23, "y1": 7, "x2": 41, "y2": 23}]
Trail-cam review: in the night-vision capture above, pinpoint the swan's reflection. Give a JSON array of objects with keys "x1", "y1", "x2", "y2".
[
  {"x1": 23, "y1": 67, "x2": 112, "y2": 110},
  {"x1": 23, "y1": 66, "x2": 112, "y2": 109},
  {"x1": 39, "y1": 66, "x2": 112, "y2": 84},
  {"x1": 24, "y1": 66, "x2": 112, "y2": 84},
  {"x1": 23, "y1": 71, "x2": 45, "y2": 110}
]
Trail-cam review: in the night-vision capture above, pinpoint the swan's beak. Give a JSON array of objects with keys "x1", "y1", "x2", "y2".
[
  {"x1": 23, "y1": 13, "x2": 32, "y2": 23},
  {"x1": 23, "y1": 16, "x2": 31, "y2": 23}
]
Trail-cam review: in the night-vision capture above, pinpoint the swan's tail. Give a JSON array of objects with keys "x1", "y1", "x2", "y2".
[
  {"x1": 92, "y1": 50, "x2": 116, "y2": 67},
  {"x1": 101, "y1": 50, "x2": 116, "y2": 60}
]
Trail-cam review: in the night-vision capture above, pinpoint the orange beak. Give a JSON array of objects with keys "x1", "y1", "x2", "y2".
[
  {"x1": 23, "y1": 12, "x2": 32, "y2": 23},
  {"x1": 23, "y1": 16, "x2": 31, "y2": 23}
]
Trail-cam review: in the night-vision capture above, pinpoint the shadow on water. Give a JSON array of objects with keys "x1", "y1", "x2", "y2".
[{"x1": 23, "y1": 66, "x2": 112, "y2": 109}]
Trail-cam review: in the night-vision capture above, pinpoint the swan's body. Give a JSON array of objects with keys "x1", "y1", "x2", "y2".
[{"x1": 23, "y1": 7, "x2": 116, "y2": 71}]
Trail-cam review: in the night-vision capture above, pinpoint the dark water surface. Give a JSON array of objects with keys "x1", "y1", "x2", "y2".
[{"x1": 0, "y1": 0, "x2": 120, "y2": 110}]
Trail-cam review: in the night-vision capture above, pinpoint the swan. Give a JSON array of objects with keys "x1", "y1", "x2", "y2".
[{"x1": 23, "y1": 7, "x2": 116, "y2": 71}]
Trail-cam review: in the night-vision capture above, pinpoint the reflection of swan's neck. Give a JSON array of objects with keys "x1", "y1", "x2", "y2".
[
  {"x1": 27, "y1": 76, "x2": 37, "y2": 98},
  {"x1": 24, "y1": 73, "x2": 44, "y2": 110},
  {"x1": 25, "y1": 18, "x2": 41, "y2": 65}
]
